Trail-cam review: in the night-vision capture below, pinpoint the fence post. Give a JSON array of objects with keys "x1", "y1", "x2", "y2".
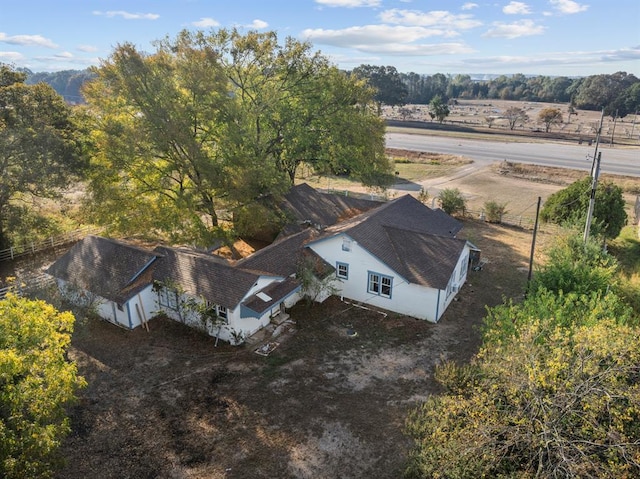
[
  {"x1": 10, "y1": 247, "x2": 14, "y2": 260},
  {"x1": 31, "y1": 241, "x2": 35, "y2": 253}
]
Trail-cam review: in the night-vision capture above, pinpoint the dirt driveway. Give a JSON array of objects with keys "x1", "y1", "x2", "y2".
[{"x1": 56, "y1": 217, "x2": 536, "y2": 479}]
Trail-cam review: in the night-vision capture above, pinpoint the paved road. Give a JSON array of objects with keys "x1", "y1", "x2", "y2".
[{"x1": 386, "y1": 132, "x2": 640, "y2": 177}]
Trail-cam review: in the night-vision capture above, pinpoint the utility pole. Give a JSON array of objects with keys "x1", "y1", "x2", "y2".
[
  {"x1": 583, "y1": 108, "x2": 605, "y2": 243},
  {"x1": 590, "y1": 108, "x2": 604, "y2": 176},
  {"x1": 583, "y1": 151, "x2": 601, "y2": 243},
  {"x1": 528, "y1": 196, "x2": 542, "y2": 284},
  {"x1": 610, "y1": 109, "x2": 618, "y2": 147}
]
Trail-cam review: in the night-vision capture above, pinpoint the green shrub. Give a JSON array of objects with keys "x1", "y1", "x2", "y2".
[{"x1": 483, "y1": 200, "x2": 507, "y2": 223}]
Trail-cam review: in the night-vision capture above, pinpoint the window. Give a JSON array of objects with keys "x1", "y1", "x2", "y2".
[
  {"x1": 459, "y1": 253, "x2": 469, "y2": 280},
  {"x1": 342, "y1": 238, "x2": 352, "y2": 252},
  {"x1": 216, "y1": 305, "x2": 228, "y2": 320},
  {"x1": 336, "y1": 262, "x2": 349, "y2": 279},
  {"x1": 368, "y1": 272, "x2": 392, "y2": 298},
  {"x1": 158, "y1": 288, "x2": 178, "y2": 309}
]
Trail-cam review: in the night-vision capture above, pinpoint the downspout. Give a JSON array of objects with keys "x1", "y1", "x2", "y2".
[
  {"x1": 126, "y1": 302, "x2": 133, "y2": 329},
  {"x1": 111, "y1": 302, "x2": 117, "y2": 324},
  {"x1": 435, "y1": 289, "x2": 441, "y2": 322}
]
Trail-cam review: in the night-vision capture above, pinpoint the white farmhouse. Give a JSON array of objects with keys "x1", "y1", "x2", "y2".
[{"x1": 47, "y1": 185, "x2": 475, "y2": 342}]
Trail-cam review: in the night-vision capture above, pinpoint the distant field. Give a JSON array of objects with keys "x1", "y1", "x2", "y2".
[{"x1": 383, "y1": 99, "x2": 640, "y2": 146}]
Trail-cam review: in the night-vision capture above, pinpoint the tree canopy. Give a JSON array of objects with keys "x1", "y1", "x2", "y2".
[
  {"x1": 0, "y1": 64, "x2": 86, "y2": 249},
  {"x1": 0, "y1": 295, "x2": 85, "y2": 479},
  {"x1": 537, "y1": 107, "x2": 563, "y2": 132},
  {"x1": 428, "y1": 95, "x2": 450, "y2": 123},
  {"x1": 540, "y1": 176, "x2": 627, "y2": 239},
  {"x1": 347, "y1": 69, "x2": 640, "y2": 116},
  {"x1": 406, "y1": 234, "x2": 640, "y2": 478},
  {"x1": 83, "y1": 29, "x2": 391, "y2": 246}
]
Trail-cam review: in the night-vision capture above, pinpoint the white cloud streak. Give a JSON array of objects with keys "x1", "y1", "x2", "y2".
[
  {"x1": 247, "y1": 19, "x2": 269, "y2": 29},
  {"x1": 315, "y1": 0, "x2": 380, "y2": 6},
  {"x1": 379, "y1": 9, "x2": 482, "y2": 29},
  {"x1": 302, "y1": 25, "x2": 474, "y2": 56},
  {"x1": 503, "y1": 2, "x2": 532, "y2": 15},
  {"x1": 549, "y1": 0, "x2": 589, "y2": 14},
  {"x1": 92, "y1": 11, "x2": 160, "y2": 20},
  {"x1": 0, "y1": 33, "x2": 58, "y2": 48},
  {"x1": 192, "y1": 17, "x2": 220, "y2": 28},
  {"x1": 483, "y1": 19, "x2": 545, "y2": 38}
]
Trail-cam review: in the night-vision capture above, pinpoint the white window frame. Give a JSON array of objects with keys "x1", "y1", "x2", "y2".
[
  {"x1": 216, "y1": 305, "x2": 228, "y2": 321},
  {"x1": 336, "y1": 262, "x2": 349, "y2": 279},
  {"x1": 368, "y1": 272, "x2": 392, "y2": 298},
  {"x1": 158, "y1": 287, "x2": 178, "y2": 309},
  {"x1": 342, "y1": 238, "x2": 352, "y2": 252}
]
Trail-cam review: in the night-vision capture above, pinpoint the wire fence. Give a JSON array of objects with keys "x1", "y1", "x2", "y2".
[
  {"x1": 0, "y1": 273, "x2": 56, "y2": 299},
  {"x1": 0, "y1": 225, "x2": 103, "y2": 262}
]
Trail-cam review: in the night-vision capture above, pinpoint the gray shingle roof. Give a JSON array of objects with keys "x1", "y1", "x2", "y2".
[
  {"x1": 46, "y1": 235, "x2": 160, "y2": 303},
  {"x1": 278, "y1": 183, "x2": 383, "y2": 233},
  {"x1": 320, "y1": 194, "x2": 466, "y2": 289},
  {"x1": 383, "y1": 226, "x2": 467, "y2": 289},
  {"x1": 242, "y1": 278, "x2": 301, "y2": 315},
  {"x1": 328, "y1": 194, "x2": 462, "y2": 238},
  {"x1": 152, "y1": 246, "x2": 261, "y2": 309},
  {"x1": 236, "y1": 228, "x2": 319, "y2": 277}
]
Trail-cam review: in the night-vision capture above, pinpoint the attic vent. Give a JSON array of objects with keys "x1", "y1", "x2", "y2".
[{"x1": 256, "y1": 292, "x2": 272, "y2": 302}]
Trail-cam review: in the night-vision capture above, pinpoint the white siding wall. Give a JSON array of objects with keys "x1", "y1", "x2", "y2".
[
  {"x1": 308, "y1": 235, "x2": 437, "y2": 321},
  {"x1": 152, "y1": 276, "x2": 285, "y2": 345},
  {"x1": 309, "y1": 235, "x2": 471, "y2": 322}
]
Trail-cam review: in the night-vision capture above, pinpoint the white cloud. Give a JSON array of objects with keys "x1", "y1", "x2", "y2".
[
  {"x1": 192, "y1": 17, "x2": 220, "y2": 28},
  {"x1": 462, "y1": 46, "x2": 640, "y2": 70},
  {"x1": 0, "y1": 33, "x2": 58, "y2": 48},
  {"x1": 302, "y1": 25, "x2": 474, "y2": 56},
  {"x1": 461, "y1": 2, "x2": 479, "y2": 10},
  {"x1": 92, "y1": 10, "x2": 160, "y2": 20},
  {"x1": 315, "y1": 0, "x2": 381, "y2": 7},
  {"x1": 0, "y1": 51, "x2": 25, "y2": 62},
  {"x1": 77, "y1": 45, "x2": 99, "y2": 53},
  {"x1": 379, "y1": 9, "x2": 482, "y2": 29},
  {"x1": 357, "y1": 42, "x2": 474, "y2": 56},
  {"x1": 483, "y1": 19, "x2": 545, "y2": 38},
  {"x1": 303, "y1": 25, "x2": 450, "y2": 46},
  {"x1": 549, "y1": 0, "x2": 588, "y2": 14},
  {"x1": 503, "y1": 2, "x2": 532, "y2": 14},
  {"x1": 248, "y1": 19, "x2": 269, "y2": 29},
  {"x1": 54, "y1": 51, "x2": 74, "y2": 59}
]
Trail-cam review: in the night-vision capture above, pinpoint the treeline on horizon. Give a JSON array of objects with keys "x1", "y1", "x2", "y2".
[{"x1": 20, "y1": 66, "x2": 640, "y2": 118}]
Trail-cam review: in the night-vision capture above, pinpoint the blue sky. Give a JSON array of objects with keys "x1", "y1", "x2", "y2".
[{"x1": 1, "y1": 0, "x2": 638, "y2": 76}]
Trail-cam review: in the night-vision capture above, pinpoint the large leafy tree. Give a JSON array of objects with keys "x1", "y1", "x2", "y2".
[
  {"x1": 406, "y1": 313, "x2": 640, "y2": 478},
  {"x1": 537, "y1": 106, "x2": 563, "y2": 132},
  {"x1": 0, "y1": 65, "x2": 86, "y2": 249},
  {"x1": 540, "y1": 176, "x2": 627, "y2": 239},
  {"x1": 82, "y1": 36, "x2": 235, "y2": 243},
  {"x1": 502, "y1": 106, "x2": 529, "y2": 130},
  {"x1": 406, "y1": 231, "x2": 640, "y2": 478},
  {"x1": 84, "y1": 29, "x2": 390, "y2": 245},
  {"x1": 428, "y1": 95, "x2": 449, "y2": 123},
  {"x1": 352, "y1": 64, "x2": 408, "y2": 107},
  {"x1": 0, "y1": 295, "x2": 85, "y2": 479}
]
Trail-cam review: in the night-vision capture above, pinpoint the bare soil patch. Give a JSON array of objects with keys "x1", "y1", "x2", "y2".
[{"x1": 55, "y1": 217, "x2": 540, "y2": 479}]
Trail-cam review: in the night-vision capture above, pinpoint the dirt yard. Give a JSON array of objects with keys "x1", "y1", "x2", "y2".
[
  {"x1": 47, "y1": 117, "x2": 638, "y2": 477},
  {"x1": 52, "y1": 158, "x2": 640, "y2": 479},
  {"x1": 55, "y1": 216, "x2": 539, "y2": 479}
]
